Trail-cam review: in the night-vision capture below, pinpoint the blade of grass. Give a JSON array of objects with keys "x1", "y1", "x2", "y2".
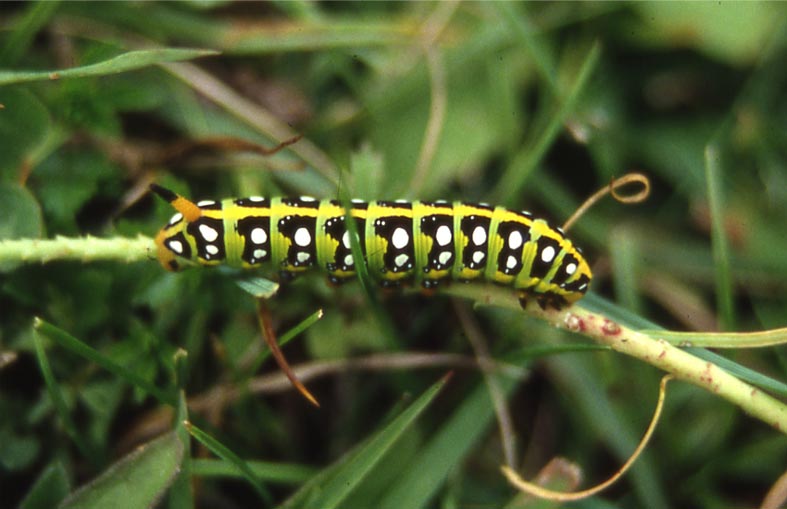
[
  {"x1": 246, "y1": 307, "x2": 324, "y2": 376},
  {"x1": 493, "y1": 2, "x2": 560, "y2": 96},
  {"x1": 167, "y1": 389, "x2": 194, "y2": 509},
  {"x1": 705, "y1": 143, "x2": 735, "y2": 330},
  {"x1": 33, "y1": 318, "x2": 176, "y2": 406},
  {"x1": 0, "y1": 1, "x2": 60, "y2": 66},
  {"x1": 191, "y1": 459, "x2": 317, "y2": 485},
  {"x1": 0, "y1": 48, "x2": 217, "y2": 85},
  {"x1": 377, "y1": 376, "x2": 518, "y2": 509},
  {"x1": 494, "y1": 41, "x2": 601, "y2": 204},
  {"x1": 281, "y1": 374, "x2": 450, "y2": 509},
  {"x1": 185, "y1": 422, "x2": 273, "y2": 506},
  {"x1": 640, "y1": 327, "x2": 787, "y2": 349},
  {"x1": 32, "y1": 327, "x2": 97, "y2": 465}
]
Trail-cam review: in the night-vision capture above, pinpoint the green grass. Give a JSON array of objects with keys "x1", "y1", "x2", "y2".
[{"x1": 2, "y1": 2, "x2": 787, "y2": 509}]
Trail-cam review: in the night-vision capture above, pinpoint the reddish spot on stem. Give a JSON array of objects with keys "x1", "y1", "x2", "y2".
[
  {"x1": 601, "y1": 319, "x2": 621, "y2": 336},
  {"x1": 564, "y1": 313, "x2": 585, "y2": 332}
]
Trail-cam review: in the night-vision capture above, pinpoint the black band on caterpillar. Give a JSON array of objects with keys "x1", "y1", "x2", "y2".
[{"x1": 151, "y1": 185, "x2": 591, "y2": 309}]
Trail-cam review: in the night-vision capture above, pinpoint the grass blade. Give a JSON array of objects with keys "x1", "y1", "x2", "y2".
[
  {"x1": 282, "y1": 374, "x2": 450, "y2": 509},
  {"x1": 0, "y1": 48, "x2": 217, "y2": 85},
  {"x1": 33, "y1": 318, "x2": 176, "y2": 406},
  {"x1": 705, "y1": 143, "x2": 735, "y2": 329},
  {"x1": 185, "y1": 422, "x2": 273, "y2": 506}
]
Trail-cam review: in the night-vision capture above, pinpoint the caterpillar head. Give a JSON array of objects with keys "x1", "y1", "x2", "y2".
[{"x1": 150, "y1": 184, "x2": 203, "y2": 272}]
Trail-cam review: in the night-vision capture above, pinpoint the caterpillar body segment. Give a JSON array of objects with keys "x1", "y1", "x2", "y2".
[{"x1": 151, "y1": 185, "x2": 591, "y2": 309}]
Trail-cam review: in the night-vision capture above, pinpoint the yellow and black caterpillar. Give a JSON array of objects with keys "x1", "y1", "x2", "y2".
[{"x1": 151, "y1": 184, "x2": 591, "y2": 309}]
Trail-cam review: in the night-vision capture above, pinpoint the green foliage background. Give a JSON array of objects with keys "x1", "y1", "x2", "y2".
[{"x1": 1, "y1": 2, "x2": 786, "y2": 508}]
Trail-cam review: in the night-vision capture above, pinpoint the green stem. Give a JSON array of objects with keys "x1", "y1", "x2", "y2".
[
  {"x1": 445, "y1": 284, "x2": 787, "y2": 435},
  {"x1": 0, "y1": 235, "x2": 156, "y2": 266}
]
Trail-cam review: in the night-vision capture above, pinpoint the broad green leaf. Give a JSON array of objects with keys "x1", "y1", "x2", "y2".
[
  {"x1": 59, "y1": 432, "x2": 183, "y2": 509},
  {"x1": 236, "y1": 276, "x2": 280, "y2": 298},
  {"x1": 0, "y1": 182, "x2": 43, "y2": 241},
  {"x1": 0, "y1": 87, "x2": 50, "y2": 177},
  {"x1": 18, "y1": 461, "x2": 70, "y2": 509},
  {"x1": 635, "y1": 2, "x2": 784, "y2": 64}
]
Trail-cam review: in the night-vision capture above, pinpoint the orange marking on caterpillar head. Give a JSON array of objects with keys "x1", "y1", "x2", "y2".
[
  {"x1": 154, "y1": 228, "x2": 182, "y2": 271},
  {"x1": 149, "y1": 184, "x2": 202, "y2": 222}
]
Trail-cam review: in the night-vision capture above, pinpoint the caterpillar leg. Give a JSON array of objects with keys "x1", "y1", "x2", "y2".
[
  {"x1": 420, "y1": 277, "x2": 449, "y2": 297},
  {"x1": 535, "y1": 293, "x2": 567, "y2": 311},
  {"x1": 520, "y1": 292, "x2": 567, "y2": 311},
  {"x1": 326, "y1": 275, "x2": 354, "y2": 287}
]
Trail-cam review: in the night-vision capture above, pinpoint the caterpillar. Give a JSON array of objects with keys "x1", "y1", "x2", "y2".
[{"x1": 150, "y1": 184, "x2": 591, "y2": 309}]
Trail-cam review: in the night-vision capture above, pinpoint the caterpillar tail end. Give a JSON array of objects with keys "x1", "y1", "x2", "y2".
[{"x1": 149, "y1": 183, "x2": 202, "y2": 222}]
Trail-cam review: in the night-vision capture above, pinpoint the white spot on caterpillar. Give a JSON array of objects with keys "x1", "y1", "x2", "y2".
[
  {"x1": 168, "y1": 212, "x2": 183, "y2": 225},
  {"x1": 392, "y1": 227, "x2": 409, "y2": 249},
  {"x1": 205, "y1": 244, "x2": 219, "y2": 255},
  {"x1": 253, "y1": 249, "x2": 266, "y2": 259},
  {"x1": 541, "y1": 245, "x2": 556, "y2": 263},
  {"x1": 351, "y1": 199, "x2": 364, "y2": 204},
  {"x1": 438, "y1": 250, "x2": 452, "y2": 265},
  {"x1": 197, "y1": 200, "x2": 215, "y2": 207},
  {"x1": 435, "y1": 225, "x2": 452, "y2": 246},
  {"x1": 395, "y1": 253, "x2": 409, "y2": 267},
  {"x1": 508, "y1": 230, "x2": 523, "y2": 250},
  {"x1": 472, "y1": 226, "x2": 486, "y2": 246},
  {"x1": 199, "y1": 224, "x2": 219, "y2": 242},
  {"x1": 168, "y1": 240, "x2": 183, "y2": 254},
  {"x1": 342, "y1": 230, "x2": 351, "y2": 249},
  {"x1": 472, "y1": 250, "x2": 485, "y2": 264},
  {"x1": 297, "y1": 252, "x2": 310, "y2": 263},
  {"x1": 294, "y1": 227, "x2": 311, "y2": 247},
  {"x1": 344, "y1": 254, "x2": 354, "y2": 267},
  {"x1": 506, "y1": 255, "x2": 517, "y2": 270},
  {"x1": 578, "y1": 282, "x2": 588, "y2": 291},
  {"x1": 249, "y1": 196, "x2": 264, "y2": 202},
  {"x1": 251, "y1": 227, "x2": 267, "y2": 245},
  {"x1": 566, "y1": 262, "x2": 577, "y2": 275},
  {"x1": 300, "y1": 196, "x2": 316, "y2": 202}
]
